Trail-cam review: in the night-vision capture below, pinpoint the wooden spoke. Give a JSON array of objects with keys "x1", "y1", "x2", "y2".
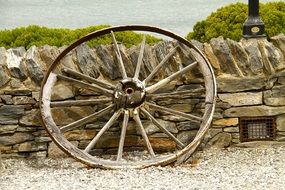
[
  {"x1": 39, "y1": 25, "x2": 217, "y2": 169},
  {"x1": 57, "y1": 74, "x2": 113, "y2": 96},
  {"x1": 146, "y1": 61, "x2": 198, "y2": 94},
  {"x1": 140, "y1": 107, "x2": 185, "y2": 149},
  {"x1": 133, "y1": 109, "x2": 155, "y2": 157},
  {"x1": 84, "y1": 109, "x2": 122, "y2": 153},
  {"x1": 143, "y1": 46, "x2": 178, "y2": 84},
  {"x1": 50, "y1": 98, "x2": 112, "y2": 107},
  {"x1": 111, "y1": 31, "x2": 127, "y2": 79},
  {"x1": 134, "y1": 35, "x2": 146, "y2": 79},
  {"x1": 117, "y1": 110, "x2": 129, "y2": 161},
  {"x1": 62, "y1": 68, "x2": 115, "y2": 90},
  {"x1": 147, "y1": 90, "x2": 205, "y2": 100},
  {"x1": 60, "y1": 104, "x2": 115, "y2": 132},
  {"x1": 145, "y1": 102, "x2": 202, "y2": 123}
]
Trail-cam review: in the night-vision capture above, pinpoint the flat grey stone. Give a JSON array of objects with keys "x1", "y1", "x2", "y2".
[
  {"x1": 0, "y1": 132, "x2": 34, "y2": 146},
  {"x1": 271, "y1": 33, "x2": 285, "y2": 55},
  {"x1": 210, "y1": 37, "x2": 243, "y2": 76},
  {"x1": 217, "y1": 75, "x2": 266, "y2": 92},
  {"x1": 6, "y1": 48, "x2": 27, "y2": 80},
  {"x1": 95, "y1": 45, "x2": 120, "y2": 80},
  {"x1": 276, "y1": 114, "x2": 285, "y2": 132},
  {"x1": 241, "y1": 39, "x2": 264, "y2": 75},
  {"x1": 25, "y1": 46, "x2": 44, "y2": 85},
  {"x1": 0, "y1": 105, "x2": 25, "y2": 124},
  {"x1": 0, "y1": 65, "x2": 10, "y2": 87},
  {"x1": 226, "y1": 39, "x2": 249, "y2": 76},
  {"x1": 224, "y1": 105, "x2": 285, "y2": 117},
  {"x1": 19, "y1": 109, "x2": 41, "y2": 126},
  {"x1": 74, "y1": 43, "x2": 99, "y2": 79},
  {"x1": 218, "y1": 92, "x2": 262, "y2": 106},
  {"x1": 0, "y1": 124, "x2": 18, "y2": 134}
]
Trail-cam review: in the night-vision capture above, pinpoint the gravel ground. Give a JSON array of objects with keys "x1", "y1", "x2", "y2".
[{"x1": 1, "y1": 146, "x2": 285, "y2": 190}]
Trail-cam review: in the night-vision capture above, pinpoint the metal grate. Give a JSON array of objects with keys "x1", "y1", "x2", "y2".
[{"x1": 239, "y1": 117, "x2": 276, "y2": 142}]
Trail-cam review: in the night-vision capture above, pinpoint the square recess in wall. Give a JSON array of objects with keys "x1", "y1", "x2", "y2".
[{"x1": 239, "y1": 117, "x2": 276, "y2": 142}]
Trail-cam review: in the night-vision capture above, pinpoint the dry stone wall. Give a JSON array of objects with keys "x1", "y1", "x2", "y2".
[
  {"x1": 205, "y1": 33, "x2": 285, "y2": 148},
  {"x1": 0, "y1": 33, "x2": 285, "y2": 158}
]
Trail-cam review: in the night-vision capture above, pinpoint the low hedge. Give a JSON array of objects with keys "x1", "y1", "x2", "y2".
[
  {"x1": 2, "y1": 2, "x2": 284, "y2": 48},
  {"x1": 187, "y1": 2, "x2": 285, "y2": 42},
  {"x1": 0, "y1": 25, "x2": 160, "y2": 49}
]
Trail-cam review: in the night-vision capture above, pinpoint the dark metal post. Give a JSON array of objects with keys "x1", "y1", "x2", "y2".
[{"x1": 243, "y1": 0, "x2": 266, "y2": 39}]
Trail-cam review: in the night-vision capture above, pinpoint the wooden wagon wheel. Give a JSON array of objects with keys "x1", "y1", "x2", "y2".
[{"x1": 39, "y1": 25, "x2": 216, "y2": 169}]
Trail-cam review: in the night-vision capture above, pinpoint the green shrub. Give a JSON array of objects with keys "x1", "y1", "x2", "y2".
[
  {"x1": 187, "y1": 2, "x2": 285, "y2": 42},
  {"x1": 0, "y1": 25, "x2": 160, "y2": 49}
]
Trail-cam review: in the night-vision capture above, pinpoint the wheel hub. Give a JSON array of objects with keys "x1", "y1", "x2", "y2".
[
  {"x1": 114, "y1": 78, "x2": 146, "y2": 109},
  {"x1": 40, "y1": 25, "x2": 216, "y2": 169}
]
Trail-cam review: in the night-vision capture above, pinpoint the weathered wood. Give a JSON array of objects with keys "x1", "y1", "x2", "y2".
[
  {"x1": 111, "y1": 31, "x2": 127, "y2": 79},
  {"x1": 41, "y1": 72, "x2": 57, "y2": 111},
  {"x1": 189, "y1": 49, "x2": 216, "y2": 104},
  {"x1": 50, "y1": 98, "x2": 111, "y2": 107},
  {"x1": 174, "y1": 44, "x2": 217, "y2": 165},
  {"x1": 60, "y1": 104, "x2": 115, "y2": 132},
  {"x1": 134, "y1": 35, "x2": 146, "y2": 79},
  {"x1": 84, "y1": 109, "x2": 122, "y2": 153},
  {"x1": 39, "y1": 25, "x2": 217, "y2": 169},
  {"x1": 146, "y1": 62, "x2": 198, "y2": 94},
  {"x1": 117, "y1": 110, "x2": 129, "y2": 161},
  {"x1": 143, "y1": 46, "x2": 178, "y2": 84},
  {"x1": 140, "y1": 107, "x2": 185, "y2": 149},
  {"x1": 145, "y1": 102, "x2": 202, "y2": 122},
  {"x1": 57, "y1": 74, "x2": 113, "y2": 96},
  {"x1": 133, "y1": 109, "x2": 155, "y2": 157},
  {"x1": 62, "y1": 68, "x2": 115, "y2": 90},
  {"x1": 176, "y1": 103, "x2": 215, "y2": 165},
  {"x1": 147, "y1": 90, "x2": 205, "y2": 100}
]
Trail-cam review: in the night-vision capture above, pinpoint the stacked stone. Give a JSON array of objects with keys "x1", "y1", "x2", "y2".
[
  {"x1": 0, "y1": 33, "x2": 285, "y2": 158},
  {"x1": 203, "y1": 33, "x2": 285, "y2": 148},
  {"x1": 0, "y1": 46, "x2": 56, "y2": 158},
  {"x1": 0, "y1": 41, "x2": 204, "y2": 158}
]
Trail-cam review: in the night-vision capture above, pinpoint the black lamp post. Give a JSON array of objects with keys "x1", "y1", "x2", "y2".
[{"x1": 243, "y1": 0, "x2": 266, "y2": 39}]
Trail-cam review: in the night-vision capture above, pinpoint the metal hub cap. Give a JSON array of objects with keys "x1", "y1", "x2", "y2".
[{"x1": 114, "y1": 78, "x2": 146, "y2": 109}]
